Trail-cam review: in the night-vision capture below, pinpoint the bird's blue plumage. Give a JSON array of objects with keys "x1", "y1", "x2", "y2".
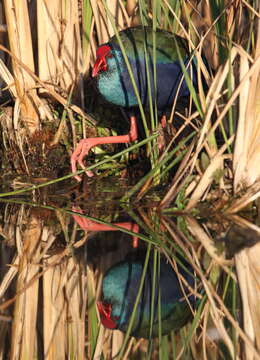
[
  {"x1": 95, "y1": 26, "x2": 201, "y2": 111},
  {"x1": 101, "y1": 253, "x2": 197, "y2": 338}
]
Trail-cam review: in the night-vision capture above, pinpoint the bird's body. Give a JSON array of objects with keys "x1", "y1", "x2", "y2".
[
  {"x1": 98, "y1": 253, "x2": 197, "y2": 338},
  {"x1": 71, "y1": 26, "x2": 205, "y2": 180},
  {"x1": 95, "y1": 27, "x2": 197, "y2": 110}
]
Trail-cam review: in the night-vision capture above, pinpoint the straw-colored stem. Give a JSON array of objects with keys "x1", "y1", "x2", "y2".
[{"x1": 3, "y1": 0, "x2": 39, "y2": 133}]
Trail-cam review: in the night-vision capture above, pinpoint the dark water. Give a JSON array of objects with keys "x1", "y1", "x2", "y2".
[{"x1": 0, "y1": 176, "x2": 258, "y2": 359}]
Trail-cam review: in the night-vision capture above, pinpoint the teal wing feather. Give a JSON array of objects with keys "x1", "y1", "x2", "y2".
[{"x1": 109, "y1": 26, "x2": 189, "y2": 65}]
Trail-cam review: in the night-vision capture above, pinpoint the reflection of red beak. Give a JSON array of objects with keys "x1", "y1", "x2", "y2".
[{"x1": 97, "y1": 301, "x2": 117, "y2": 329}]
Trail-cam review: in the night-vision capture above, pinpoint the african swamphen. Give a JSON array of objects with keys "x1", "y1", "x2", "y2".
[
  {"x1": 98, "y1": 253, "x2": 197, "y2": 338},
  {"x1": 72, "y1": 26, "x2": 202, "y2": 180}
]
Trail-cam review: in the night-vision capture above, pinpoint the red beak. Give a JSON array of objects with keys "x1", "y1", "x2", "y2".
[
  {"x1": 92, "y1": 45, "x2": 111, "y2": 77},
  {"x1": 92, "y1": 58, "x2": 102, "y2": 77},
  {"x1": 92, "y1": 57, "x2": 108, "y2": 77}
]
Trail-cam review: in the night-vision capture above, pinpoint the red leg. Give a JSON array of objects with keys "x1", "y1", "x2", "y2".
[
  {"x1": 71, "y1": 116, "x2": 138, "y2": 181},
  {"x1": 157, "y1": 114, "x2": 167, "y2": 153},
  {"x1": 72, "y1": 207, "x2": 139, "y2": 248}
]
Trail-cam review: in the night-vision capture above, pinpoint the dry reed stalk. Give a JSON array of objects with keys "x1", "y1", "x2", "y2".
[
  {"x1": 195, "y1": 47, "x2": 238, "y2": 156},
  {"x1": 86, "y1": 263, "x2": 102, "y2": 358},
  {"x1": 185, "y1": 217, "x2": 232, "y2": 269},
  {"x1": 96, "y1": 328, "x2": 125, "y2": 359},
  {"x1": 126, "y1": 0, "x2": 136, "y2": 18},
  {"x1": 0, "y1": 255, "x2": 19, "y2": 301},
  {"x1": 233, "y1": 20, "x2": 260, "y2": 191},
  {"x1": 0, "y1": 255, "x2": 18, "y2": 360},
  {"x1": 90, "y1": 260, "x2": 112, "y2": 359},
  {"x1": 106, "y1": 0, "x2": 124, "y2": 36},
  {"x1": 90, "y1": 0, "x2": 127, "y2": 44},
  {"x1": 37, "y1": 0, "x2": 82, "y2": 93},
  {"x1": 41, "y1": 230, "x2": 86, "y2": 360},
  {"x1": 93, "y1": 325, "x2": 105, "y2": 359},
  {"x1": 3, "y1": 0, "x2": 39, "y2": 133},
  {"x1": 0, "y1": 3, "x2": 17, "y2": 97},
  {"x1": 226, "y1": 182, "x2": 260, "y2": 214},
  {"x1": 43, "y1": 254, "x2": 67, "y2": 359},
  {"x1": 186, "y1": 146, "x2": 233, "y2": 210},
  {"x1": 0, "y1": 2, "x2": 7, "y2": 93},
  {"x1": 199, "y1": 1, "x2": 219, "y2": 70},
  {"x1": 112, "y1": 330, "x2": 124, "y2": 358},
  {"x1": 235, "y1": 242, "x2": 260, "y2": 360},
  {"x1": 65, "y1": 258, "x2": 86, "y2": 360},
  {"x1": 37, "y1": 1, "x2": 60, "y2": 91},
  {"x1": 10, "y1": 215, "x2": 42, "y2": 360},
  {"x1": 0, "y1": 59, "x2": 17, "y2": 98}
]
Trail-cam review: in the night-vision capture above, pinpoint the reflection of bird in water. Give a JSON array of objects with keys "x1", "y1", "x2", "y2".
[
  {"x1": 72, "y1": 206, "x2": 198, "y2": 338},
  {"x1": 98, "y1": 252, "x2": 197, "y2": 338}
]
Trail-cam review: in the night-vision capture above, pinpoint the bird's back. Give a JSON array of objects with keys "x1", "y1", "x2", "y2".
[{"x1": 110, "y1": 26, "x2": 189, "y2": 65}]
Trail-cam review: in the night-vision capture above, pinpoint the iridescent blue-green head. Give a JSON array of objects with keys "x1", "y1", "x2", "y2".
[{"x1": 92, "y1": 42, "x2": 138, "y2": 107}]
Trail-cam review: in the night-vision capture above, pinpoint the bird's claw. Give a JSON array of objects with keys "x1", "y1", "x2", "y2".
[{"x1": 71, "y1": 139, "x2": 95, "y2": 181}]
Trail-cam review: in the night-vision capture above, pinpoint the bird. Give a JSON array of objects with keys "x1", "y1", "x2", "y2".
[
  {"x1": 98, "y1": 252, "x2": 198, "y2": 338},
  {"x1": 71, "y1": 26, "x2": 204, "y2": 180}
]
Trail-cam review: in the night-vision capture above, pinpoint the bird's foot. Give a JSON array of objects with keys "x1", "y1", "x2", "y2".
[
  {"x1": 71, "y1": 116, "x2": 138, "y2": 181},
  {"x1": 71, "y1": 139, "x2": 96, "y2": 181}
]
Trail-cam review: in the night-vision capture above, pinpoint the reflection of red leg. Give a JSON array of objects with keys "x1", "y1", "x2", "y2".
[
  {"x1": 72, "y1": 207, "x2": 139, "y2": 248},
  {"x1": 71, "y1": 116, "x2": 138, "y2": 181},
  {"x1": 161, "y1": 114, "x2": 167, "y2": 128}
]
